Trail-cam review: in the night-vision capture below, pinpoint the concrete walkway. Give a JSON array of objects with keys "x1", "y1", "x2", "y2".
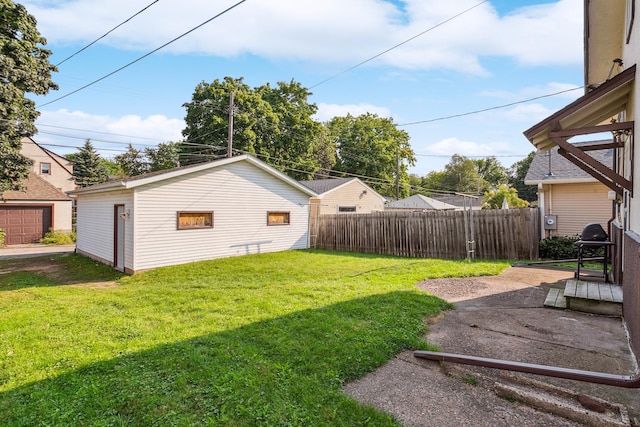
[
  {"x1": 0, "y1": 244, "x2": 76, "y2": 260},
  {"x1": 344, "y1": 267, "x2": 639, "y2": 426}
]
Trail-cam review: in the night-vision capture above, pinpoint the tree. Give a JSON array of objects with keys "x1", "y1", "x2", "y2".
[
  {"x1": 114, "y1": 144, "x2": 149, "y2": 176},
  {"x1": 508, "y1": 151, "x2": 537, "y2": 202},
  {"x1": 420, "y1": 171, "x2": 447, "y2": 195},
  {"x1": 326, "y1": 113, "x2": 414, "y2": 198},
  {"x1": 145, "y1": 141, "x2": 180, "y2": 172},
  {"x1": 181, "y1": 77, "x2": 324, "y2": 180},
  {"x1": 0, "y1": 0, "x2": 57, "y2": 191},
  {"x1": 474, "y1": 157, "x2": 508, "y2": 190},
  {"x1": 72, "y1": 140, "x2": 108, "y2": 187},
  {"x1": 441, "y1": 154, "x2": 480, "y2": 194},
  {"x1": 482, "y1": 184, "x2": 529, "y2": 209}
]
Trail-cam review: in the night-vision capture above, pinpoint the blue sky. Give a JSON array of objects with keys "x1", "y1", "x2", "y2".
[{"x1": 23, "y1": 0, "x2": 584, "y2": 176}]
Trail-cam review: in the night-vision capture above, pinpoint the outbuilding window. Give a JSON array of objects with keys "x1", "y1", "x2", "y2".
[
  {"x1": 338, "y1": 206, "x2": 356, "y2": 213},
  {"x1": 177, "y1": 211, "x2": 213, "y2": 230},
  {"x1": 40, "y1": 163, "x2": 51, "y2": 175},
  {"x1": 267, "y1": 211, "x2": 290, "y2": 225}
]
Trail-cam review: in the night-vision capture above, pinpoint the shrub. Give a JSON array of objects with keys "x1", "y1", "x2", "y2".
[
  {"x1": 539, "y1": 235, "x2": 604, "y2": 260},
  {"x1": 40, "y1": 230, "x2": 76, "y2": 245},
  {"x1": 0, "y1": 228, "x2": 4, "y2": 246},
  {"x1": 539, "y1": 235, "x2": 579, "y2": 259}
]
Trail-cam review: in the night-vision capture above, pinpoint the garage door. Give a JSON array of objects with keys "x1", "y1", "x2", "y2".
[{"x1": 0, "y1": 206, "x2": 52, "y2": 245}]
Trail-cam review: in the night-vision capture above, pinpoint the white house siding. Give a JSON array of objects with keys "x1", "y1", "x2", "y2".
[
  {"x1": 316, "y1": 180, "x2": 385, "y2": 215},
  {"x1": 543, "y1": 182, "x2": 612, "y2": 237},
  {"x1": 131, "y1": 161, "x2": 310, "y2": 271},
  {"x1": 75, "y1": 190, "x2": 134, "y2": 266}
]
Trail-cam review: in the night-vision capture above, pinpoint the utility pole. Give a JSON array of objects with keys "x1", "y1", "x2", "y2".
[
  {"x1": 395, "y1": 145, "x2": 400, "y2": 200},
  {"x1": 227, "y1": 91, "x2": 234, "y2": 158}
]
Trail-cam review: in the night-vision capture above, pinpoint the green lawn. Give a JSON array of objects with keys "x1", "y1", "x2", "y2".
[{"x1": 0, "y1": 250, "x2": 510, "y2": 426}]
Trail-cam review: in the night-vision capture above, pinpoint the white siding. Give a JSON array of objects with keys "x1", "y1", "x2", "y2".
[
  {"x1": 76, "y1": 190, "x2": 134, "y2": 266},
  {"x1": 131, "y1": 161, "x2": 310, "y2": 271},
  {"x1": 543, "y1": 182, "x2": 612, "y2": 236}
]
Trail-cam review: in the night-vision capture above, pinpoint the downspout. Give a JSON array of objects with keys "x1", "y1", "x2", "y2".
[
  {"x1": 537, "y1": 183, "x2": 545, "y2": 238},
  {"x1": 414, "y1": 351, "x2": 640, "y2": 388}
]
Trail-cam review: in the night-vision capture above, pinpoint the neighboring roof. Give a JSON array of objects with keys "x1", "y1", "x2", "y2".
[
  {"x1": 299, "y1": 177, "x2": 386, "y2": 201},
  {"x1": 299, "y1": 177, "x2": 355, "y2": 194},
  {"x1": 385, "y1": 194, "x2": 457, "y2": 210},
  {"x1": 1, "y1": 172, "x2": 71, "y2": 201},
  {"x1": 524, "y1": 65, "x2": 635, "y2": 152},
  {"x1": 524, "y1": 141, "x2": 614, "y2": 185},
  {"x1": 69, "y1": 154, "x2": 318, "y2": 197},
  {"x1": 431, "y1": 194, "x2": 482, "y2": 208}
]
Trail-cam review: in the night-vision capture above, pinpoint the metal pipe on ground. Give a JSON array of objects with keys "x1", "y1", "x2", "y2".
[{"x1": 414, "y1": 351, "x2": 640, "y2": 388}]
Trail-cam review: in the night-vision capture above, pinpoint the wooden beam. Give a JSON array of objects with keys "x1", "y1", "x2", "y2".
[
  {"x1": 549, "y1": 120, "x2": 634, "y2": 138},
  {"x1": 557, "y1": 146, "x2": 631, "y2": 195}
]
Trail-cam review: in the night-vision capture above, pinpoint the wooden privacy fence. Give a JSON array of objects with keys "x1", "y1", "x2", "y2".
[{"x1": 313, "y1": 208, "x2": 540, "y2": 260}]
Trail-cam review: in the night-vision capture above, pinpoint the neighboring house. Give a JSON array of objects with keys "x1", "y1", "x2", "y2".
[
  {"x1": 299, "y1": 177, "x2": 386, "y2": 215},
  {"x1": 523, "y1": 0, "x2": 640, "y2": 359},
  {"x1": 431, "y1": 194, "x2": 483, "y2": 211},
  {"x1": 0, "y1": 137, "x2": 75, "y2": 244},
  {"x1": 69, "y1": 155, "x2": 317, "y2": 274},
  {"x1": 524, "y1": 142, "x2": 614, "y2": 237},
  {"x1": 299, "y1": 177, "x2": 386, "y2": 249},
  {"x1": 385, "y1": 194, "x2": 457, "y2": 211}
]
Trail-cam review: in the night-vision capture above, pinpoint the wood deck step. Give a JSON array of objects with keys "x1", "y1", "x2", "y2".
[
  {"x1": 543, "y1": 287, "x2": 567, "y2": 309},
  {"x1": 545, "y1": 280, "x2": 622, "y2": 316},
  {"x1": 563, "y1": 279, "x2": 623, "y2": 303}
]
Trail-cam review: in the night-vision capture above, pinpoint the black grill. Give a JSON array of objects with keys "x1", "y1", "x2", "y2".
[
  {"x1": 580, "y1": 223, "x2": 608, "y2": 241},
  {"x1": 575, "y1": 222, "x2": 613, "y2": 282}
]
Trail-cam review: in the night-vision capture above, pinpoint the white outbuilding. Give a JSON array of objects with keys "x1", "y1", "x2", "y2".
[{"x1": 69, "y1": 155, "x2": 317, "y2": 273}]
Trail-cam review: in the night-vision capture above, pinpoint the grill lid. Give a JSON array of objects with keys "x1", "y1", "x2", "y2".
[{"x1": 581, "y1": 223, "x2": 608, "y2": 241}]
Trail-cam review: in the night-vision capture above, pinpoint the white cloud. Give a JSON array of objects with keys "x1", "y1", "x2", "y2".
[
  {"x1": 34, "y1": 109, "x2": 184, "y2": 157},
  {"x1": 315, "y1": 103, "x2": 392, "y2": 122},
  {"x1": 24, "y1": 0, "x2": 583, "y2": 74},
  {"x1": 424, "y1": 137, "x2": 513, "y2": 157}
]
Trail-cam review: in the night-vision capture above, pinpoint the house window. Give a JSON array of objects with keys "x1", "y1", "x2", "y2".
[
  {"x1": 177, "y1": 211, "x2": 213, "y2": 230},
  {"x1": 338, "y1": 206, "x2": 357, "y2": 213},
  {"x1": 267, "y1": 211, "x2": 290, "y2": 225},
  {"x1": 40, "y1": 163, "x2": 51, "y2": 175}
]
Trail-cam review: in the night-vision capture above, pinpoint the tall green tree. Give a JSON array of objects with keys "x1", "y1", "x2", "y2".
[
  {"x1": 508, "y1": 151, "x2": 537, "y2": 202},
  {"x1": 420, "y1": 170, "x2": 447, "y2": 194},
  {"x1": 72, "y1": 140, "x2": 108, "y2": 187},
  {"x1": 145, "y1": 141, "x2": 180, "y2": 172},
  {"x1": 326, "y1": 113, "x2": 414, "y2": 198},
  {"x1": 181, "y1": 77, "x2": 323, "y2": 179},
  {"x1": 0, "y1": 0, "x2": 57, "y2": 191},
  {"x1": 114, "y1": 144, "x2": 149, "y2": 176},
  {"x1": 474, "y1": 157, "x2": 508, "y2": 190},
  {"x1": 441, "y1": 154, "x2": 481, "y2": 194}
]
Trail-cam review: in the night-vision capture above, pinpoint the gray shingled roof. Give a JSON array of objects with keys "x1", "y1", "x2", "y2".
[
  {"x1": 431, "y1": 194, "x2": 482, "y2": 208},
  {"x1": 385, "y1": 194, "x2": 457, "y2": 210},
  {"x1": 298, "y1": 177, "x2": 356, "y2": 194},
  {"x1": 524, "y1": 141, "x2": 614, "y2": 184}
]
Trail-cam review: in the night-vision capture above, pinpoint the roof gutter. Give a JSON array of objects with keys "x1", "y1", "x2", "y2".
[{"x1": 414, "y1": 351, "x2": 640, "y2": 388}]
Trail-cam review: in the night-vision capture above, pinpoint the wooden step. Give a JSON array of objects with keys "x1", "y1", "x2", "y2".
[{"x1": 545, "y1": 280, "x2": 622, "y2": 316}]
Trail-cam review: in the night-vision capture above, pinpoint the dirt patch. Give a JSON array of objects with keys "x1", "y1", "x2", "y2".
[
  {"x1": 0, "y1": 256, "x2": 68, "y2": 275},
  {"x1": 415, "y1": 267, "x2": 572, "y2": 303},
  {"x1": 0, "y1": 255, "x2": 118, "y2": 289}
]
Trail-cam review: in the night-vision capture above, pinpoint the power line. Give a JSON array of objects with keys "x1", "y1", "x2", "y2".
[
  {"x1": 37, "y1": 0, "x2": 250, "y2": 108},
  {"x1": 55, "y1": 0, "x2": 161, "y2": 66},
  {"x1": 398, "y1": 86, "x2": 584, "y2": 126},
  {"x1": 309, "y1": 0, "x2": 488, "y2": 89}
]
